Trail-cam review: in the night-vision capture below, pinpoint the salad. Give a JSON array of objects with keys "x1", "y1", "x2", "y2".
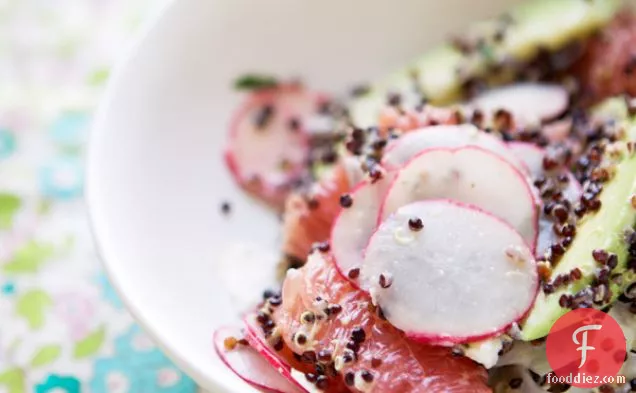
[{"x1": 216, "y1": 0, "x2": 636, "y2": 392}]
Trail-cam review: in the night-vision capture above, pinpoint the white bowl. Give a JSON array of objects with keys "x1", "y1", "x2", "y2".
[{"x1": 86, "y1": 0, "x2": 523, "y2": 391}]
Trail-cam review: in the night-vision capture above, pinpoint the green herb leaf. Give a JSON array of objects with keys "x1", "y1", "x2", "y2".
[
  {"x1": 234, "y1": 74, "x2": 279, "y2": 91},
  {"x1": 73, "y1": 326, "x2": 106, "y2": 358}
]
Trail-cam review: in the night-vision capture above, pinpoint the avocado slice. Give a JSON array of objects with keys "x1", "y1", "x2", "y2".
[
  {"x1": 521, "y1": 101, "x2": 636, "y2": 341},
  {"x1": 350, "y1": 0, "x2": 623, "y2": 128}
]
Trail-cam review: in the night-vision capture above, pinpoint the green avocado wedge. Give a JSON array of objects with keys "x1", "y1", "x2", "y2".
[
  {"x1": 350, "y1": 0, "x2": 623, "y2": 128},
  {"x1": 520, "y1": 100, "x2": 636, "y2": 341}
]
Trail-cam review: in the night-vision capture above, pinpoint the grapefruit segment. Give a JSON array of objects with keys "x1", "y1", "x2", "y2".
[
  {"x1": 362, "y1": 200, "x2": 538, "y2": 345},
  {"x1": 282, "y1": 163, "x2": 351, "y2": 261},
  {"x1": 380, "y1": 146, "x2": 539, "y2": 248},
  {"x1": 273, "y1": 252, "x2": 491, "y2": 393},
  {"x1": 214, "y1": 326, "x2": 307, "y2": 393}
]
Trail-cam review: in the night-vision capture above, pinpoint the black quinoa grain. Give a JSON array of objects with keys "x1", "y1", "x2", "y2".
[
  {"x1": 552, "y1": 204, "x2": 569, "y2": 223},
  {"x1": 351, "y1": 327, "x2": 366, "y2": 343},
  {"x1": 361, "y1": 370, "x2": 374, "y2": 383},
  {"x1": 302, "y1": 350, "x2": 317, "y2": 363},
  {"x1": 592, "y1": 249, "x2": 609, "y2": 264},
  {"x1": 262, "y1": 289, "x2": 276, "y2": 300},
  {"x1": 340, "y1": 194, "x2": 353, "y2": 208},
  {"x1": 387, "y1": 93, "x2": 402, "y2": 107},
  {"x1": 315, "y1": 375, "x2": 329, "y2": 390},
  {"x1": 317, "y1": 349, "x2": 332, "y2": 362},
  {"x1": 451, "y1": 346, "x2": 464, "y2": 357},
  {"x1": 626, "y1": 282, "x2": 636, "y2": 299},
  {"x1": 570, "y1": 268, "x2": 582, "y2": 280},
  {"x1": 348, "y1": 268, "x2": 360, "y2": 280},
  {"x1": 288, "y1": 117, "x2": 301, "y2": 132},
  {"x1": 220, "y1": 201, "x2": 232, "y2": 215},
  {"x1": 630, "y1": 378, "x2": 636, "y2": 391},
  {"x1": 327, "y1": 304, "x2": 342, "y2": 316},
  {"x1": 379, "y1": 273, "x2": 393, "y2": 289},
  {"x1": 268, "y1": 295, "x2": 282, "y2": 307},
  {"x1": 559, "y1": 294, "x2": 572, "y2": 308},
  {"x1": 509, "y1": 377, "x2": 523, "y2": 389},
  {"x1": 273, "y1": 337, "x2": 284, "y2": 351},
  {"x1": 561, "y1": 224, "x2": 576, "y2": 238},
  {"x1": 256, "y1": 311, "x2": 269, "y2": 324},
  {"x1": 607, "y1": 253, "x2": 618, "y2": 269},
  {"x1": 350, "y1": 84, "x2": 371, "y2": 97},
  {"x1": 305, "y1": 373, "x2": 317, "y2": 383},
  {"x1": 408, "y1": 217, "x2": 423, "y2": 231},
  {"x1": 295, "y1": 333, "x2": 308, "y2": 346},
  {"x1": 301, "y1": 311, "x2": 315, "y2": 324},
  {"x1": 344, "y1": 372, "x2": 355, "y2": 386},
  {"x1": 315, "y1": 241, "x2": 330, "y2": 253},
  {"x1": 543, "y1": 283, "x2": 555, "y2": 294},
  {"x1": 345, "y1": 340, "x2": 359, "y2": 353},
  {"x1": 254, "y1": 105, "x2": 274, "y2": 129},
  {"x1": 561, "y1": 237, "x2": 573, "y2": 248}
]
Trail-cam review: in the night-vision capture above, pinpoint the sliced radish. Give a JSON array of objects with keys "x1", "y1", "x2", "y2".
[
  {"x1": 225, "y1": 84, "x2": 329, "y2": 209},
  {"x1": 242, "y1": 314, "x2": 309, "y2": 393},
  {"x1": 330, "y1": 176, "x2": 391, "y2": 286},
  {"x1": 380, "y1": 146, "x2": 539, "y2": 248},
  {"x1": 509, "y1": 142, "x2": 582, "y2": 256},
  {"x1": 382, "y1": 124, "x2": 527, "y2": 174},
  {"x1": 470, "y1": 83, "x2": 569, "y2": 125},
  {"x1": 362, "y1": 200, "x2": 538, "y2": 345},
  {"x1": 214, "y1": 326, "x2": 306, "y2": 393}
]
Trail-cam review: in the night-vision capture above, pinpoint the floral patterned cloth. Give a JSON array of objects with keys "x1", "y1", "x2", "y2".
[{"x1": 0, "y1": 1, "x2": 198, "y2": 392}]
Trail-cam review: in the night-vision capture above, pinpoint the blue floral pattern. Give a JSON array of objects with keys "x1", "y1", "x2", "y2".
[{"x1": 0, "y1": 1, "x2": 197, "y2": 392}]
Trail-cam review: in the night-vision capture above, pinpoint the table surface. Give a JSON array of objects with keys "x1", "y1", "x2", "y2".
[{"x1": 0, "y1": 1, "x2": 201, "y2": 392}]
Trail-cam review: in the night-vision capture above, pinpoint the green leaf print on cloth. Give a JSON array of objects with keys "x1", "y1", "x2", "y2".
[
  {"x1": 31, "y1": 345, "x2": 62, "y2": 367},
  {"x1": 0, "y1": 193, "x2": 20, "y2": 229},
  {"x1": 73, "y1": 326, "x2": 106, "y2": 359},
  {"x1": 0, "y1": 368, "x2": 25, "y2": 393},
  {"x1": 15, "y1": 290, "x2": 53, "y2": 329},
  {"x1": 3, "y1": 241, "x2": 56, "y2": 275}
]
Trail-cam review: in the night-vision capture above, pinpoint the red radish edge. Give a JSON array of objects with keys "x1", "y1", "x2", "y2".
[
  {"x1": 329, "y1": 177, "x2": 392, "y2": 288},
  {"x1": 224, "y1": 84, "x2": 330, "y2": 208},
  {"x1": 381, "y1": 125, "x2": 530, "y2": 174},
  {"x1": 365, "y1": 199, "x2": 539, "y2": 345},
  {"x1": 377, "y1": 146, "x2": 540, "y2": 251},
  {"x1": 214, "y1": 326, "x2": 305, "y2": 393},
  {"x1": 242, "y1": 314, "x2": 309, "y2": 393}
]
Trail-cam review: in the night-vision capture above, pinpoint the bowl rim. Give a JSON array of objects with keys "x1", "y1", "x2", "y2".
[{"x1": 84, "y1": 0, "x2": 237, "y2": 391}]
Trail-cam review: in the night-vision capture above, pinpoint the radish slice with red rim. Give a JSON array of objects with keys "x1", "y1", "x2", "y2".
[
  {"x1": 362, "y1": 200, "x2": 538, "y2": 345},
  {"x1": 509, "y1": 142, "x2": 582, "y2": 256},
  {"x1": 242, "y1": 314, "x2": 309, "y2": 393},
  {"x1": 470, "y1": 83, "x2": 569, "y2": 125},
  {"x1": 330, "y1": 176, "x2": 391, "y2": 286},
  {"x1": 214, "y1": 326, "x2": 307, "y2": 393},
  {"x1": 382, "y1": 124, "x2": 527, "y2": 174},
  {"x1": 380, "y1": 146, "x2": 539, "y2": 248},
  {"x1": 225, "y1": 85, "x2": 329, "y2": 209}
]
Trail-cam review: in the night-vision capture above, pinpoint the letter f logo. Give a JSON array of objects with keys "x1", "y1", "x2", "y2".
[{"x1": 572, "y1": 324, "x2": 602, "y2": 368}]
